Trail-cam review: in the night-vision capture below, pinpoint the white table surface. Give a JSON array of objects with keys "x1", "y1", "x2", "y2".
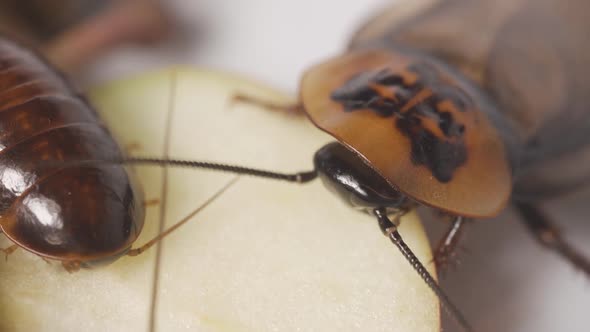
[{"x1": 87, "y1": 1, "x2": 590, "y2": 331}]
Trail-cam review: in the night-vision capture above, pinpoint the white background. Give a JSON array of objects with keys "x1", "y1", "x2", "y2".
[{"x1": 89, "y1": 1, "x2": 590, "y2": 331}]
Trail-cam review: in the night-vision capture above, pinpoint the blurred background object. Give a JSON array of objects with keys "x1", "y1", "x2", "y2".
[
  {"x1": 0, "y1": 0, "x2": 117, "y2": 41},
  {"x1": 0, "y1": 0, "x2": 171, "y2": 75}
]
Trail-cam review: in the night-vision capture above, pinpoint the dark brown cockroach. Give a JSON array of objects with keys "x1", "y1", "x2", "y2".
[{"x1": 0, "y1": 36, "x2": 157, "y2": 272}]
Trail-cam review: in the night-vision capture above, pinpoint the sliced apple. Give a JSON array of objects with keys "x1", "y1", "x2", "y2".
[{"x1": 0, "y1": 68, "x2": 440, "y2": 332}]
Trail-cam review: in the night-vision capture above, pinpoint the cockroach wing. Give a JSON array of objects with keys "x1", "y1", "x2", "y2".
[
  {"x1": 485, "y1": 0, "x2": 590, "y2": 199},
  {"x1": 349, "y1": 0, "x2": 526, "y2": 85}
]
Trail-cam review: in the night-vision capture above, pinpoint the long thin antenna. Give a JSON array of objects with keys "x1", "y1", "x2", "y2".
[
  {"x1": 374, "y1": 208, "x2": 474, "y2": 332},
  {"x1": 128, "y1": 176, "x2": 240, "y2": 256},
  {"x1": 46, "y1": 157, "x2": 317, "y2": 183},
  {"x1": 148, "y1": 69, "x2": 178, "y2": 332}
]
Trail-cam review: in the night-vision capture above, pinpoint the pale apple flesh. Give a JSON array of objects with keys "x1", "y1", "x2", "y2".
[{"x1": 0, "y1": 68, "x2": 440, "y2": 332}]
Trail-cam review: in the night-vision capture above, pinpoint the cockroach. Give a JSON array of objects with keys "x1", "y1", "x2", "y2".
[
  {"x1": 0, "y1": 36, "x2": 136, "y2": 269},
  {"x1": 0, "y1": 36, "x2": 196, "y2": 273},
  {"x1": 3, "y1": 1, "x2": 589, "y2": 331}
]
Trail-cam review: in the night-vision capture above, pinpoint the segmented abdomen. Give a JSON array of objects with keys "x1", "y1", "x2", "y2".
[{"x1": 0, "y1": 38, "x2": 144, "y2": 261}]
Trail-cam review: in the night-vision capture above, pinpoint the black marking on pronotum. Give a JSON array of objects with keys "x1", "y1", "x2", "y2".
[
  {"x1": 330, "y1": 71, "x2": 394, "y2": 115},
  {"x1": 396, "y1": 100, "x2": 468, "y2": 183},
  {"x1": 330, "y1": 62, "x2": 470, "y2": 182}
]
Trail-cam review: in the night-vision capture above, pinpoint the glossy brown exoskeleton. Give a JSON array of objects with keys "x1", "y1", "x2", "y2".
[{"x1": 0, "y1": 37, "x2": 147, "y2": 271}]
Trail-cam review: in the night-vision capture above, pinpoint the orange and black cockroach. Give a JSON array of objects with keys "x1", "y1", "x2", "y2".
[{"x1": 112, "y1": 1, "x2": 590, "y2": 330}]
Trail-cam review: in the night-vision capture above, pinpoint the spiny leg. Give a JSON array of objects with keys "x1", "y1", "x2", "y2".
[
  {"x1": 128, "y1": 176, "x2": 240, "y2": 257},
  {"x1": 1, "y1": 244, "x2": 18, "y2": 261},
  {"x1": 228, "y1": 93, "x2": 303, "y2": 115},
  {"x1": 1, "y1": 231, "x2": 67, "y2": 267},
  {"x1": 62, "y1": 260, "x2": 82, "y2": 273},
  {"x1": 434, "y1": 216, "x2": 469, "y2": 275},
  {"x1": 0, "y1": 239, "x2": 54, "y2": 265},
  {"x1": 515, "y1": 202, "x2": 590, "y2": 276},
  {"x1": 0, "y1": 229, "x2": 18, "y2": 261},
  {"x1": 374, "y1": 208, "x2": 474, "y2": 332}
]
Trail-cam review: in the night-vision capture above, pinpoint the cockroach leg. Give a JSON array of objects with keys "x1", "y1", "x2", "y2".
[
  {"x1": 433, "y1": 216, "x2": 469, "y2": 275},
  {"x1": 228, "y1": 93, "x2": 303, "y2": 115},
  {"x1": 143, "y1": 198, "x2": 160, "y2": 207},
  {"x1": 62, "y1": 260, "x2": 82, "y2": 273},
  {"x1": 40, "y1": 257, "x2": 52, "y2": 265},
  {"x1": 127, "y1": 176, "x2": 239, "y2": 257},
  {"x1": 1, "y1": 244, "x2": 18, "y2": 261},
  {"x1": 373, "y1": 208, "x2": 474, "y2": 332},
  {"x1": 515, "y1": 202, "x2": 590, "y2": 277}
]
